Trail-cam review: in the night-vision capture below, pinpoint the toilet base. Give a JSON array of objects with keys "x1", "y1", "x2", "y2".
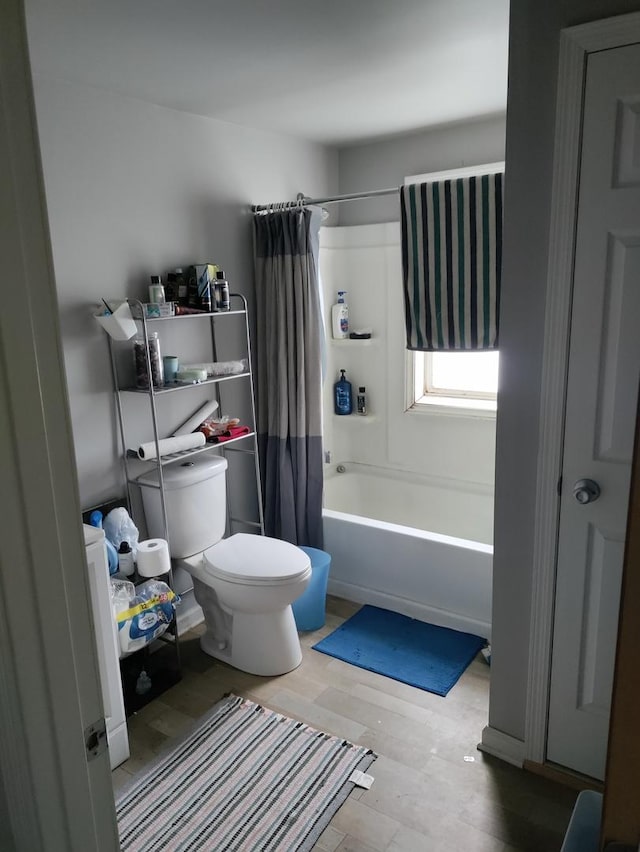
[{"x1": 200, "y1": 605, "x2": 303, "y2": 676}]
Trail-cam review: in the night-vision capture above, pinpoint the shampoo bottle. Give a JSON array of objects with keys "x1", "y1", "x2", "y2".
[
  {"x1": 334, "y1": 369, "x2": 352, "y2": 415},
  {"x1": 357, "y1": 386, "x2": 367, "y2": 415},
  {"x1": 331, "y1": 291, "x2": 349, "y2": 339}
]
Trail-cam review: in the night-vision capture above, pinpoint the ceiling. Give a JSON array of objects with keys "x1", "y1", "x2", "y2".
[{"x1": 25, "y1": 0, "x2": 509, "y2": 147}]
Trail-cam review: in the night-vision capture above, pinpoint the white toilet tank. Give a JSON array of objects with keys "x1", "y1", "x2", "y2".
[{"x1": 138, "y1": 455, "x2": 228, "y2": 558}]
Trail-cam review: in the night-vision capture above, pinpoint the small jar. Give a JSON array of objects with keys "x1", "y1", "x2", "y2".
[{"x1": 133, "y1": 333, "x2": 164, "y2": 389}]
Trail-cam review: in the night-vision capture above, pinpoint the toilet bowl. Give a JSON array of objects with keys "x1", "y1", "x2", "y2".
[
  {"x1": 180, "y1": 534, "x2": 311, "y2": 676},
  {"x1": 138, "y1": 455, "x2": 311, "y2": 676}
]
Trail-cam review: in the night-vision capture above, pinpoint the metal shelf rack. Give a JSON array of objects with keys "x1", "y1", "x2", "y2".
[{"x1": 104, "y1": 294, "x2": 266, "y2": 675}]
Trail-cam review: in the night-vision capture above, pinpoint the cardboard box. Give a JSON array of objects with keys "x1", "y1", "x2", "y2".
[{"x1": 132, "y1": 302, "x2": 176, "y2": 319}]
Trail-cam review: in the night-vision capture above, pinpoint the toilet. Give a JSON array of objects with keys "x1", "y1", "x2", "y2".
[{"x1": 138, "y1": 455, "x2": 311, "y2": 676}]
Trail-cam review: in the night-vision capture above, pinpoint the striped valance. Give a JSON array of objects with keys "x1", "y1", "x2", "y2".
[{"x1": 400, "y1": 173, "x2": 503, "y2": 351}]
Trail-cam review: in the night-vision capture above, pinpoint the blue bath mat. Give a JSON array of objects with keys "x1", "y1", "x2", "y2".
[{"x1": 312, "y1": 605, "x2": 486, "y2": 696}]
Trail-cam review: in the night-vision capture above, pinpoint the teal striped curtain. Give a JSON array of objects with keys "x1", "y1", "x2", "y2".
[{"x1": 400, "y1": 173, "x2": 503, "y2": 351}]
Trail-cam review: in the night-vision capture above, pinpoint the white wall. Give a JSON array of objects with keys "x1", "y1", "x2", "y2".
[
  {"x1": 488, "y1": 0, "x2": 640, "y2": 745},
  {"x1": 337, "y1": 114, "x2": 506, "y2": 225},
  {"x1": 320, "y1": 224, "x2": 496, "y2": 501},
  {"x1": 32, "y1": 76, "x2": 337, "y2": 509}
]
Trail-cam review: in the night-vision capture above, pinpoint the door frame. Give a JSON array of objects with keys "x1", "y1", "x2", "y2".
[
  {"x1": 0, "y1": 2, "x2": 119, "y2": 848},
  {"x1": 526, "y1": 10, "x2": 640, "y2": 768}
]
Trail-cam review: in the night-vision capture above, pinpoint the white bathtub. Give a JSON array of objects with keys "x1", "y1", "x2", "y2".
[{"x1": 323, "y1": 464, "x2": 493, "y2": 638}]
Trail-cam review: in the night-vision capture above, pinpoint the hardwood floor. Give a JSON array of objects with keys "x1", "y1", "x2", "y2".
[{"x1": 112, "y1": 597, "x2": 576, "y2": 850}]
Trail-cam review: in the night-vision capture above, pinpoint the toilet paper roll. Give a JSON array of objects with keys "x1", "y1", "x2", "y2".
[
  {"x1": 137, "y1": 432, "x2": 205, "y2": 459},
  {"x1": 136, "y1": 538, "x2": 171, "y2": 578},
  {"x1": 172, "y1": 399, "x2": 219, "y2": 436}
]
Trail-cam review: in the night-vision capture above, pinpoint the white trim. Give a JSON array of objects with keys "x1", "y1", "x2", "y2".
[
  {"x1": 478, "y1": 726, "x2": 525, "y2": 768},
  {"x1": 525, "y1": 12, "x2": 640, "y2": 767},
  {"x1": 327, "y1": 579, "x2": 492, "y2": 640},
  {"x1": 409, "y1": 396, "x2": 497, "y2": 419},
  {"x1": 407, "y1": 350, "x2": 498, "y2": 418}
]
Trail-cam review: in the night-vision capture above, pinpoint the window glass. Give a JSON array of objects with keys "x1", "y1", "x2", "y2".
[{"x1": 427, "y1": 351, "x2": 499, "y2": 398}]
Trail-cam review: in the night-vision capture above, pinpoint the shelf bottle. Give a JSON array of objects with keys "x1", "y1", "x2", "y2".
[
  {"x1": 331, "y1": 291, "x2": 349, "y2": 339},
  {"x1": 334, "y1": 369, "x2": 352, "y2": 415},
  {"x1": 357, "y1": 386, "x2": 367, "y2": 415}
]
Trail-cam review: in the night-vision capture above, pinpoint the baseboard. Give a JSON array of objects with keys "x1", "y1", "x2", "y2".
[
  {"x1": 478, "y1": 725, "x2": 525, "y2": 768},
  {"x1": 523, "y1": 759, "x2": 604, "y2": 793},
  {"x1": 327, "y1": 579, "x2": 491, "y2": 640}
]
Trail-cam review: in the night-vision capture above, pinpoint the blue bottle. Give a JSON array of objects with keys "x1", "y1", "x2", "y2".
[
  {"x1": 334, "y1": 369, "x2": 352, "y2": 415},
  {"x1": 88, "y1": 510, "x2": 119, "y2": 574}
]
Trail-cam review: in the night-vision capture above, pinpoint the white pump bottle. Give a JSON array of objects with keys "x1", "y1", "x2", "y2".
[{"x1": 331, "y1": 291, "x2": 349, "y2": 339}]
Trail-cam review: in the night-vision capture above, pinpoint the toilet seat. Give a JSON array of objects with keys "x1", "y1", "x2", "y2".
[{"x1": 203, "y1": 533, "x2": 311, "y2": 586}]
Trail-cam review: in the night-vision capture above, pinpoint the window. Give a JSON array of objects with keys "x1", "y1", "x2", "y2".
[
  {"x1": 404, "y1": 161, "x2": 504, "y2": 416},
  {"x1": 412, "y1": 351, "x2": 499, "y2": 413}
]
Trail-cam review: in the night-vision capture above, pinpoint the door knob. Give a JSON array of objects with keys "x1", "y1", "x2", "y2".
[{"x1": 573, "y1": 478, "x2": 601, "y2": 504}]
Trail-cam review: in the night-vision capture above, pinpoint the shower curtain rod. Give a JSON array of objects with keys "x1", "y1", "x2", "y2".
[{"x1": 251, "y1": 186, "x2": 398, "y2": 212}]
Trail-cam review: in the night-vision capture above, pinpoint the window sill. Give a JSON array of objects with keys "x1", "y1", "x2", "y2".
[{"x1": 409, "y1": 395, "x2": 497, "y2": 419}]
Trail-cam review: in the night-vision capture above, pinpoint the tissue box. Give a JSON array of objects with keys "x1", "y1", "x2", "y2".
[{"x1": 132, "y1": 302, "x2": 176, "y2": 319}]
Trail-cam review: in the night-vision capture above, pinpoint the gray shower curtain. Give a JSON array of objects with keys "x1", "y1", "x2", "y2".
[{"x1": 253, "y1": 207, "x2": 324, "y2": 548}]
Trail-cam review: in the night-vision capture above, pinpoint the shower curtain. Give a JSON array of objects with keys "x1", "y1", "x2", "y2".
[{"x1": 253, "y1": 206, "x2": 324, "y2": 548}]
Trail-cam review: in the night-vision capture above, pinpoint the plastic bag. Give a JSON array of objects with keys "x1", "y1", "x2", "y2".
[
  {"x1": 198, "y1": 415, "x2": 240, "y2": 440},
  {"x1": 104, "y1": 507, "x2": 139, "y2": 558},
  {"x1": 110, "y1": 578, "x2": 179, "y2": 657}
]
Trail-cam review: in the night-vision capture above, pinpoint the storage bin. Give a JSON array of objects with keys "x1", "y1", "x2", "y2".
[
  {"x1": 94, "y1": 301, "x2": 138, "y2": 340},
  {"x1": 292, "y1": 546, "x2": 331, "y2": 631}
]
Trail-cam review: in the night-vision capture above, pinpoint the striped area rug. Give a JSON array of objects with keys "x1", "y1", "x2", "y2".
[{"x1": 116, "y1": 694, "x2": 376, "y2": 851}]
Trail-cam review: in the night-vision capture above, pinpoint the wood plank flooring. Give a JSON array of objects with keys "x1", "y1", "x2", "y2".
[{"x1": 112, "y1": 597, "x2": 576, "y2": 851}]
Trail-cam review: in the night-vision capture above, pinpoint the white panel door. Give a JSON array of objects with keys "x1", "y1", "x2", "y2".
[{"x1": 547, "y1": 43, "x2": 640, "y2": 780}]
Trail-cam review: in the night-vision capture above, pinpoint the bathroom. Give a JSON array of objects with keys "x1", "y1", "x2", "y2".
[
  {"x1": 18, "y1": 2, "x2": 505, "y2": 744},
  {"x1": 22, "y1": 0, "x2": 507, "y2": 830},
  {"x1": 27, "y1": 21, "x2": 506, "y2": 641},
  {"x1": 7, "y1": 0, "x2": 633, "y2": 848}
]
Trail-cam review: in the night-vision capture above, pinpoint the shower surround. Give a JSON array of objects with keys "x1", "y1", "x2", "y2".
[{"x1": 320, "y1": 223, "x2": 495, "y2": 637}]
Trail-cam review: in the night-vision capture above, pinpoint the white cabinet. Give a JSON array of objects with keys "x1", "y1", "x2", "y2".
[{"x1": 83, "y1": 524, "x2": 129, "y2": 770}]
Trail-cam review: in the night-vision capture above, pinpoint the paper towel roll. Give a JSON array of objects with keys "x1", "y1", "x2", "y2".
[
  {"x1": 137, "y1": 432, "x2": 206, "y2": 459},
  {"x1": 173, "y1": 399, "x2": 219, "y2": 436},
  {"x1": 136, "y1": 538, "x2": 171, "y2": 578}
]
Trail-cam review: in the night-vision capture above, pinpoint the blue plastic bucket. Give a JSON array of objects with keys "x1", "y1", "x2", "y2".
[{"x1": 292, "y1": 546, "x2": 331, "y2": 631}]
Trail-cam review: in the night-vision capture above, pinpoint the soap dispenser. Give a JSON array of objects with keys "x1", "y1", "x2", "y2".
[
  {"x1": 334, "y1": 369, "x2": 353, "y2": 415},
  {"x1": 331, "y1": 291, "x2": 349, "y2": 339}
]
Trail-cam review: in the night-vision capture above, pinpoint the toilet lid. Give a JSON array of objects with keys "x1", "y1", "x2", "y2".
[{"x1": 203, "y1": 534, "x2": 311, "y2": 584}]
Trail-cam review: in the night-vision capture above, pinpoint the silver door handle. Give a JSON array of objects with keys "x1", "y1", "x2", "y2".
[{"x1": 573, "y1": 478, "x2": 601, "y2": 504}]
